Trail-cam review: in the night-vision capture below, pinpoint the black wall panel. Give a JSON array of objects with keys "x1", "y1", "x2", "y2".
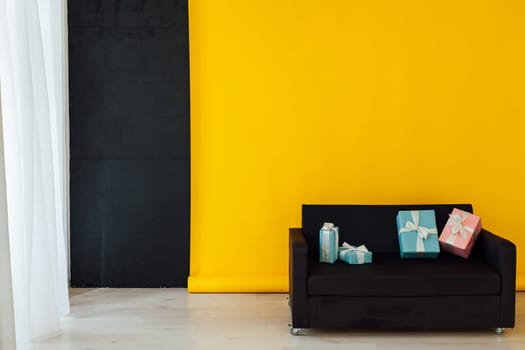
[{"x1": 69, "y1": 0, "x2": 190, "y2": 287}]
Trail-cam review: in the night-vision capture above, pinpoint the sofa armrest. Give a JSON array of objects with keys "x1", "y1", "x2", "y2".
[
  {"x1": 476, "y1": 228, "x2": 516, "y2": 327},
  {"x1": 289, "y1": 228, "x2": 309, "y2": 328}
]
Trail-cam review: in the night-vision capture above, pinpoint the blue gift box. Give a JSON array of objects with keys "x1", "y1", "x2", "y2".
[
  {"x1": 338, "y1": 243, "x2": 372, "y2": 264},
  {"x1": 396, "y1": 210, "x2": 440, "y2": 258},
  {"x1": 319, "y1": 223, "x2": 339, "y2": 264}
]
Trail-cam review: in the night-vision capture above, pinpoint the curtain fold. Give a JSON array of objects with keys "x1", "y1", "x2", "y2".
[
  {"x1": 0, "y1": 92, "x2": 16, "y2": 350},
  {"x1": 0, "y1": 0, "x2": 70, "y2": 348}
]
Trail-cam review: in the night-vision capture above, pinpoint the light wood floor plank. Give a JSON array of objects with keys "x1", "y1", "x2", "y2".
[{"x1": 29, "y1": 289, "x2": 524, "y2": 349}]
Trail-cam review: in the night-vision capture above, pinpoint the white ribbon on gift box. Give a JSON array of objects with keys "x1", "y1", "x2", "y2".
[
  {"x1": 322, "y1": 222, "x2": 334, "y2": 230},
  {"x1": 321, "y1": 230, "x2": 331, "y2": 261},
  {"x1": 399, "y1": 210, "x2": 437, "y2": 252},
  {"x1": 445, "y1": 212, "x2": 475, "y2": 245},
  {"x1": 340, "y1": 242, "x2": 369, "y2": 264}
]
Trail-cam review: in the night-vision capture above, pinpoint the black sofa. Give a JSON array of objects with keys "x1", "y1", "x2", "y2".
[{"x1": 289, "y1": 204, "x2": 516, "y2": 334}]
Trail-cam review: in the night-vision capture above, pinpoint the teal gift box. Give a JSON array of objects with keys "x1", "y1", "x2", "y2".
[
  {"x1": 338, "y1": 242, "x2": 372, "y2": 264},
  {"x1": 396, "y1": 210, "x2": 440, "y2": 258},
  {"x1": 319, "y1": 223, "x2": 339, "y2": 264}
]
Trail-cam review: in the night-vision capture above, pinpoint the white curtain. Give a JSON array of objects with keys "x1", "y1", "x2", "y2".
[
  {"x1": 0, "y1": 92, "x2": 16, "y2": 350},
  {"x1": 0, "y1": 0, "x2": 70, "y2": 348}
]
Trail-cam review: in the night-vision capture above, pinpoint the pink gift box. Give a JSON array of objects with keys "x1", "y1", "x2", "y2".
[{"x1": 439, "y1": 208, "x2": 482, "y2": 258}]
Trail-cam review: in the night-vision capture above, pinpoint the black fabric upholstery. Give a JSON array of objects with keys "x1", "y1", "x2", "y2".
[
  {"x1": 302, "y1": 204, "x2": 473, "y2": 253},
  {"x1": 476, "y1": 228, "x2": 516, "y2": 327},
  {"x1": 307, "y1": 295, "x2": 501, "y2": 329},
  {"x1": 289, "y1": 204, "x2": 516, "y2": 331},
  {"x1": 308, "y1": 253, "x2": 500, "y2": 296},
  {"x1": 289, "y1": 228, "x2": 309, "y2": 328}
]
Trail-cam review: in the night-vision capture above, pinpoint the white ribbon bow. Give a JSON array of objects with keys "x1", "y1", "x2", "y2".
[
  {"x1": 322, "y1": 222, "x2": 335, "y2": 230},
  {"x1": 446, "y1": 213, "x2": 474, "y2": 245},
  {"x1": 340, "y1": 242, "x2": 369, "y2": 264},
  {"x1": 399, "y1": 211, "x2": 437, "y2": 252}
]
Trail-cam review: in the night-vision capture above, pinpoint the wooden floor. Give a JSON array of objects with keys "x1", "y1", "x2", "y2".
[{"x1": 30, "y1": 289, "x2": 524, "y2": 350}]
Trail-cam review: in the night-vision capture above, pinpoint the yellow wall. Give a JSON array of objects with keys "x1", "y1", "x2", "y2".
[{"x1": 188, "y1": 0, "x2": 525, "y2": 292}]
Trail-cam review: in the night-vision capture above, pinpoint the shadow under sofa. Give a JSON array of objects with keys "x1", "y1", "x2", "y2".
[{"x1": 288, "y1": 204, "x2": 516, "y2": 334}]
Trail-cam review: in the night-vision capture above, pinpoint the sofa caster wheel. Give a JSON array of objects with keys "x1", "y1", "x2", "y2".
[
  {"x1": 290, "y1": 327, "x2": 301, "y2": 336},
  {"x1": 495, "y1": 327, "x2": 505, "y2": 335}
]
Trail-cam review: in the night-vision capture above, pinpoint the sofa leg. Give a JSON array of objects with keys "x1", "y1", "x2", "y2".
[
  {"x1": 495, "y1": 327, "x2": 505, "y2": 335},
  {"x1": 289, "y1": 327, "x2": 301, "y2": 336}
]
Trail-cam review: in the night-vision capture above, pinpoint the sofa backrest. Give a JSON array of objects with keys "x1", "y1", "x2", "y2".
[{"x1": 302, "y1": 204, "x2": 474, "y2": 254}]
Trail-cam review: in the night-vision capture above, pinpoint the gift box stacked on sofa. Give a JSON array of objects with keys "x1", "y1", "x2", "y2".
[
  {"x1": 319, "y1": 222, "x2": 373, "y2": 264},
  {"x1": 319, "y1": 207, "x2": 482, "y2": 262}
]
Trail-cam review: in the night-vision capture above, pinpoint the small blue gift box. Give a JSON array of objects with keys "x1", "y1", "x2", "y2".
[
  {"x1": 396, "y1": 210, "x2": 440, "y2": 258},
  {"x1": 338, "y1": 242, "x2": 372, "y2": 264},
  {"x1": 319, "y1": 222, "x2": 339, "y2": 264}
]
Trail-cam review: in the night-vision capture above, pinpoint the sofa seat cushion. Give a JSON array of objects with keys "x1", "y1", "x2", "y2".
[{"x1": 308, "y1": 252, "x2": 500, "y2": 297}]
